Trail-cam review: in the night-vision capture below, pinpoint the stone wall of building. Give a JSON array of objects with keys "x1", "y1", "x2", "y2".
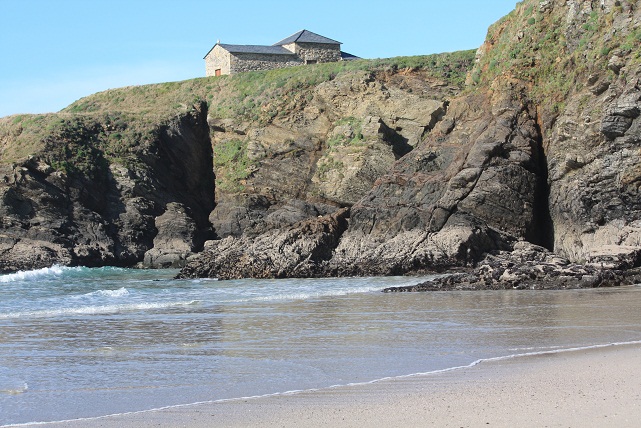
[
  {"x1": 205, "y1": 42, "x2": 344, "y2": 77},
  {"x1": 205, "y1": 46, "x2": 231, "y2": 76},
  {"x1": 229, "y1": 53, "x2": 303, "y2": 74},
  {"x1": 284, "y1": 42, "x2": 342, "y2": 63}
]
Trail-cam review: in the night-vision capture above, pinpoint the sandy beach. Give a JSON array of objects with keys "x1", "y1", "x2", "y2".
[{"x1": 25, "y1": 343, "x2": 641, "y2": 428}]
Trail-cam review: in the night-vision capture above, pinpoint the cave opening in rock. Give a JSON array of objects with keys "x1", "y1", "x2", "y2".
[{"x1": 529, "y1": 122, "x2": 554, "y2": 251}]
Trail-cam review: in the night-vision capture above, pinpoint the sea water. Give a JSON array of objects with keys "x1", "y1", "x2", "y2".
[{"x1": 1, "y1": 266, "x2": 641, "y2": 426}]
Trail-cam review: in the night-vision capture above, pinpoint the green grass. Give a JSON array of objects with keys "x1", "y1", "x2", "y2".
[
  {"x1": 213, "y1": 139, "x2": 255, "y2": 192},
  {"x1": 0, "y1": 110, "x2": 161, "y2": 173},
  {"x1": 315, "y1": 156, "x2": 344, "y2": 181},
  {"x1": 326, "y1": 117, "x2": 365, "y2": 148},
  {"x1": 61, "y1": 51, "x2": 475, "y2": 123}
]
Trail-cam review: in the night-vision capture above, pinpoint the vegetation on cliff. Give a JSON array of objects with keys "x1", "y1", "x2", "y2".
[
  {"x1": 471, "y1": 0, "x2": 641, "y2": 123},
  {"x1": 1, "y1": 51, "x2": 474, "y2": 186},
  {"x1": 59, "y1": 51, "x2": 475, "y2": 120}
]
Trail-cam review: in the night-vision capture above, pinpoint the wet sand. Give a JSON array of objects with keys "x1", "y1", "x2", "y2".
[{"x1": 26, "y1": 343, "x2": 641, "y2": 428}]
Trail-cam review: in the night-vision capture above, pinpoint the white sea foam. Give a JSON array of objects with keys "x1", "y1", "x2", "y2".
[
  {"x1": 0, "y1": 265, "x2": 70, "y2": 283},
  {"x1": 0, "y1": 265, "x2": 139, "y2": 284},
  {"x1": 85, "y1": 287, "x2": 130, "y2": 298},
  {"x1": 233, "y1": 285, "x2": 383, "y2": 303},
  {"x1": 0, "y1": 382, "x2": 28, "y2": 396},
  {"x1": 0, "y1": 300, "x2": 199, "y2": 320}
]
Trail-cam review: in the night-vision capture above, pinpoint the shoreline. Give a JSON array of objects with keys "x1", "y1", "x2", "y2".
[{"x1": 16, "y1": 341, "x2": 641, "y2": 428}]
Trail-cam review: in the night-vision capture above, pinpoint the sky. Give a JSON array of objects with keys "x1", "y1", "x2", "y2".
[{"x1": 0, "y1": 0, "x2": 517, "y2": 118}]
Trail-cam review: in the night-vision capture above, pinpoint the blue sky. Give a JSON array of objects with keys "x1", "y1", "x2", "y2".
[{"x1": 0, "y1": 1, "x2": 517, "y2": 118}]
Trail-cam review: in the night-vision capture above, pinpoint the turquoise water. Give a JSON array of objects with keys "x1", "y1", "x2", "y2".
[{"x1": 1, "y1": 266, "x2": 641, "y2": 426}]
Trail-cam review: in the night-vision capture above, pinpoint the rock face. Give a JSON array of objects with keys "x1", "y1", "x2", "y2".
[
  {"x1": 539, "y1": 3, "x2": 641, "y2": 268},
  {"x1": 0, "y1": 103, "x2": 215, "y2": 272},
  {"x1": 0, "y1": 56, "x2": 471, "y2": 275},
  {"x1": 181, "y1": 77, "x2": 552, "y2": 279},
  {"x1": 208, "y1": 69, "x2": 456, "y2": 240},
  {"x1": 325, "y1": 79, "x2": 551, "y2": 276}
]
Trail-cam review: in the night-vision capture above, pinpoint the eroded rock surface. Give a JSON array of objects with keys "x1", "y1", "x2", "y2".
[
  {"x1": 177, "y1": 208, "x2": 349, "y2": 280},
  {"x1": 0, "y1": 103, "x2": 215, "y2": 272},
  {"x1": 180, "y1": 0, "x2": 641, "y2": 282}
]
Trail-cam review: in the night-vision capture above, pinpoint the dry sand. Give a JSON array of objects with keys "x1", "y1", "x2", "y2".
[{"x1": 26, "y1": 343, "x2": 641, "y2": 428}]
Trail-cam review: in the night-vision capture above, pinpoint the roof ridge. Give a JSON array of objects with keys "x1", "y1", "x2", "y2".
[
  {"x1": 293, "y1": 29, "x2": 306, "y2": 42},
  {"x1": 273, "y1": 29, "x2": 341, "y2": 46}
]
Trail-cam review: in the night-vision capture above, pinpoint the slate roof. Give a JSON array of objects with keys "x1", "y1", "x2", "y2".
[
  {"x1": 273, "y1": 30, "x2": 341, "y2": 46},
  {"x1": 217, "y1": 44, "x2": 297, "y2": 56},
  {"x1": 340, "y1": 51, "x2": 360, "y2": 60}
]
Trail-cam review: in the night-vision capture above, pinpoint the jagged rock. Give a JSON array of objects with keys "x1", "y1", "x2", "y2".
[
  {"x1": 0, "y1": 237, "x2": 73, "y2": 274},
  {"x1": 209, "y1": 194, "x2": 272, "y2": 238},
  {"x1": 590, "y1": 80, "x2": 610, "y2": 95},
  {"x1": 177, "y1": 208, "x2": 350, "y2": 279},
  {"x1": 608, "y1": 55, "x2": 625, "y2": 74},
  {"x1": 549, "y1": 68, "x2": 641, "y2": 264},
  {"x1": 210, "y1": 195, "x2": 339, "y2": 239},
  {"x1": 262, "y1": 199, "x2": 338, "y2": 232},
  {"x1": 207, "y1": 69, "x2": 455, "y2": 240},
  {"x1": 313, "y1": 71, "x2": 446, "y2": 147},
  {"x1": 312, "y1": 140, "x2": 397, "y2": 206},
  {"x1": 322, "y1": 78, "x2": 550, "y2": 276},
  {"x1": 601, "y1": 91, "x2": 641, "y2": 139},
  {"x1": 324, "y1": 214, "x2": 512, "y2": 277},
  {"x1": 601, "y1": 114, "x2": 633, "y2": 139},
  {"x1": 383, "y1": 242, "x2": 627, "y2": 292}
]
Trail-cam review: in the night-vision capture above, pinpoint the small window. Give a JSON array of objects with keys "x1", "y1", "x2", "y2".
[
  {"x1": 305, "y1": 60, "x2": 317, "y2": 65},
  {"x1": 215, "y1": 69, "x2": 222, "y2": 76}
]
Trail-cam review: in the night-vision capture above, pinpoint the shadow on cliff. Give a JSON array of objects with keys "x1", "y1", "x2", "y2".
[
  {"x1": 529, "y1": 119, "x2": 554, "y2": 252},
  {"x1": 95, "y1": 103, "x2": 216, "y2": 266}
]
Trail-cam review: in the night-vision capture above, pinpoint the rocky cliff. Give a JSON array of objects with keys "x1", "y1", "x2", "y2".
[
  {"x1": 474, "y1": 0, "x2": 641, "y2": 272},
  {"x1": 3, "y1": 0, "x2": 641, "y2": 285},
  {"x1": 0, "y1": 54, "x2": 472, "y2": 273},
  {"x1": 0, "y1": 103, "x2": 215, "y2": 271},
  {"x1": 180, "y1": 0, "x2": 641, "y2": 282}
]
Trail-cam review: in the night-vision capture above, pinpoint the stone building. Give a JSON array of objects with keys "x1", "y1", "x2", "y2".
[{"x1": 204, "y1": 29, "x2": 358, "y2": 76}]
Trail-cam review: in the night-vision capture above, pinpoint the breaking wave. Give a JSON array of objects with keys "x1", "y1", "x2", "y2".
[
  {"x1": 0, "y1": 265, "x2": 71, "y2": 283},
  {"x1": 0, "y1": 300, "x2": 200, "y2": 320},
  {"x1": 0, "y1": 265, "x2": 133, "y2": 284}
]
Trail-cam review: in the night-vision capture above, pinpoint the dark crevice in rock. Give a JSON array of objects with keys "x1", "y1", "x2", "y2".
[
  {"x1": 528, "y1": 117, "x2": 555, "y2": 251},
  {"x1": 386, "y1": 128, "x2": 414, "y2": 159},
  {"x1": 426, "y1": 100, "x2": 449, "y2": 132}
]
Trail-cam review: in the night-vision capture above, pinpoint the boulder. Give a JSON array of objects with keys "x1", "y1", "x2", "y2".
[{"x1": 142, "y1": 203, "x2": 200, "y2": 268}]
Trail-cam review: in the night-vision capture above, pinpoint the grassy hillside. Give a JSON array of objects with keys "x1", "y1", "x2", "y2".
[
  {"x1": 0, "y1": 52, "x2": 475, "y2": 168},
  {"x1": 62, "y1": 52, "x2": 475, "y2": 118}
]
